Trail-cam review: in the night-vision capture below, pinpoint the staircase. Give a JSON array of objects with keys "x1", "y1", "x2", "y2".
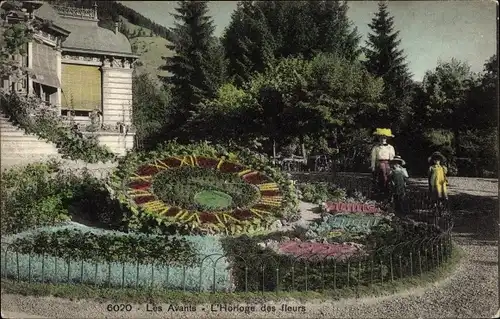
[{"x1": 0, "y1": 113, "x2": 61, "y2": 168}]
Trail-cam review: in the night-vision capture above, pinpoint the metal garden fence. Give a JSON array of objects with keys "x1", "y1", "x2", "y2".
[{"x1": 1, "y1": 228, "x2": 453, "y2": 293}]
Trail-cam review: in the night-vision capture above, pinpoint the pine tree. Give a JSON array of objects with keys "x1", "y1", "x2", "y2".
[
  {"x1": 364, "y1": 1, "x2": 413, "y2": 129},
  {"x1": 160, "y1": 1, "x2": 219, "y2": 122},
  {"x1": 307, "y1": 1, "x2": 361, "y2": 61},
  {"x1": 222, "y1": 1, "x2": 275, "y2": 87}
]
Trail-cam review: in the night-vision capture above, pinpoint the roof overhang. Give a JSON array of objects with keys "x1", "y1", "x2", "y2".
[
  {"x1": 62, "y1": 46, "x2": 139, "y2": 59},
  {"x1": 36, "y1": 16, "x2": 70, "y2": 38}
]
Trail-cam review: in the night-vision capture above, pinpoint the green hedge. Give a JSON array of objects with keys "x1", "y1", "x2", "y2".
[{"x1": 1, "y1": 224, "x2": 232, "y2": 292}]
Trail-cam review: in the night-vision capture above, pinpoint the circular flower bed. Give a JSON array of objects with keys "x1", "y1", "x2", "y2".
[{"x1": 113, "y1": 143, "x2": 299, "y2": 235}]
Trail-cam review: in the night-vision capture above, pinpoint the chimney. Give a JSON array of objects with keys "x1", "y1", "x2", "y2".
[
  {"x1": 92, "y1": 1, "x2": 98, "y2": 20},
  {"x1": 114, "y1": 21, "x2": 119, "y2": 34}
]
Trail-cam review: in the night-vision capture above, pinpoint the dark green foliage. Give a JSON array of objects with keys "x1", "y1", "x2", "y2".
[
  {"x1": 151, "y1": 166, "x2": 260, "y2": 211},
  {"x1": 0, "y1": 162, "x2": 119, "y2": 235},
  {"x1": 223, "y1": 1, "x2": 361, "y2": 87},
  {"x1": 1, "y1": 162, "x2": 71, "y2": 234},
  {"x1": 305, "y1": 1, "x2": 361, "y2": 61},
  {"x1": 403, "y1": 57, "x2": 497, "y2": 177},
  {"x1": 222, "y1": 1, "x2": 275, "y2": 87},
  {"x1": 160, "y1": 1, "x2": 224, "y2": 132},
  {"x1": 364, "y1": 1, "x2": 413, "y2": 130},
  {"x1": 132, "y1": 74, "x2": 172, "y2": 151},
  {"x1": 297, "y1": 182, "x2": 347, "y2": 203},
  {"x1": 10, "y1": 228, "x2": 197, "y2": 266}
]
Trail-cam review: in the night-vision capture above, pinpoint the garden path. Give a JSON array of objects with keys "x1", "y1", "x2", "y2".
[{"x1": 1, "y1": 177, "x2": 498, "y2": 318}]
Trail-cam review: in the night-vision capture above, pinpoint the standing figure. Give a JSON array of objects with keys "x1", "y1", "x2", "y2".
[
  {"x1": 428, "y1": 151, "x2": 449, "y2": 207},
  {"x1": 389, "y1": 156, "x2": 409, "y2": 217},
  {"x1": 370, "y1": 128, "x2": 396, "y2": 200}
]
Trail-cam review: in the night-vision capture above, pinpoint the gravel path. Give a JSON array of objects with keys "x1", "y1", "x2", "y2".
[{"x1": 1, "y1": 177, "x2": 498, "y2": 318}]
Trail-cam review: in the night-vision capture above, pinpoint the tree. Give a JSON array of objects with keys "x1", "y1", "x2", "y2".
[
  {"x1": 132, "y1": 74, "x2": 172, "y2": 150},
  {"x1": 160, "y1": 1, "x2": 222, "y2": 131},
  {"x1": 222, "y1": 0, "x2": 362, "y2": 86},
  {"x1": 222, "y1": 1, "x2": 275, "y2": 87},
  {"x1": 364, "y1": 1, "x2": 413, "y2": 130},
  {"x1": 306, "y1": 1, "x2": 361, "y2": 61}
]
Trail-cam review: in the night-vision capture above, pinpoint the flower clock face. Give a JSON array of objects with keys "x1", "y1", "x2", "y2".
[{"x1": 125, "y1": 155, "x2": 284, "y2": 234}]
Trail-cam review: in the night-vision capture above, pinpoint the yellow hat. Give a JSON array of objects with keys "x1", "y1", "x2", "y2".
[{"x1": 373, "y1": 128, "x2": 394, "y2": 137}]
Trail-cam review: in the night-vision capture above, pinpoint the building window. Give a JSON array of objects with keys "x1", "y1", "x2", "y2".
[{"x1": 61, "y1": 63, "x2": 102, "y2": 114}]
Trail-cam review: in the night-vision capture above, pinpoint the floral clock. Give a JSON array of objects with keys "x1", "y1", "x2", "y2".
[{"x1": 123, "y1": 155, "x2": 285, "y2": 234}]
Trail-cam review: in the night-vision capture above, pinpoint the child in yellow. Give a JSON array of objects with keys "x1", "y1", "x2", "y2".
[{"x1": 428, "y1": 152, "x2": 449, "y2": 203}]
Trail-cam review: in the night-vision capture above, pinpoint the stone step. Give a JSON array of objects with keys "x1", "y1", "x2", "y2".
[
  {"x1": 0, "y1": 126, "x2": 22, "y2": 132},
  {"x1": 1, "y1": 145, "x2": 59, "y2": 152},
  {"x1": 0, "y1": 130, "x2": 46, "y2": 138}
]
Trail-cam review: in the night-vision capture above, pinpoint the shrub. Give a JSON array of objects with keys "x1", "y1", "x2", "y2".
[
  {"x1": 296, "y1": 182, "x2": 351, "y2": 203},
  {"x1": 1, "y1": 162, "x2": 71, "y2": 234},
  {"x1": 0, "y1": 162, "x2": 122, "y2": 235},
  {"x1": 1, "y1": 224, "x2": 232, "y2": 291}
]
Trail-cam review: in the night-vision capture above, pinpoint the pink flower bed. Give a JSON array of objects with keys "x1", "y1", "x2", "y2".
[
  {"x1": 278, "y1": 241, "x2": 363, "y2": 261},
  {"x1": 325, "y1": 202, "x2": 382, "y2": 214}
]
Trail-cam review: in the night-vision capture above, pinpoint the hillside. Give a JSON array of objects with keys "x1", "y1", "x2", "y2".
[{"x1": 118, "y1": 15, "x2": 173, "y2": 85}]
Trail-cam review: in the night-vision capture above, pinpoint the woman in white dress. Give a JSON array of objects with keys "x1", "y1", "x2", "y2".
[{"x1": 370, "y1": 128, "x2": 396, "y2": 200}]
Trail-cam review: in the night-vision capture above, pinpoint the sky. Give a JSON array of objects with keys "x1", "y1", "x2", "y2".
[{"x1": 119, "y1": 1, "x2": 498, "y2": 81}]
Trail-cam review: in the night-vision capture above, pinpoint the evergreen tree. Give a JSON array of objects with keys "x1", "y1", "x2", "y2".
[
  {"x1": 160, "y1": 1, "x2": 220, "y2": 124},
  {"x1": 364, "y1": 1, "x2": 413, "y2": 129},
  {"x1": 307, "y1": 1, "x2": 361, "y2": 61},
  {"x1": 222, "y1": 1, "x2": 275, "y2": 87},
  {"x1": 222, "y1": 1, "x2": 361, "y2": 86}
]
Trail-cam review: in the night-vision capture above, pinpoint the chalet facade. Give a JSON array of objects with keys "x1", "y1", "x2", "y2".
[{"x1": 0, "y1": 1, "x2": 138, "y2": 156}]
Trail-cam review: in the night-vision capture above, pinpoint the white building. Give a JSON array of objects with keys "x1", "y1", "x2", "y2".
[{"x1": 1, "y1": 1, "x2": 138, "y2": 164}]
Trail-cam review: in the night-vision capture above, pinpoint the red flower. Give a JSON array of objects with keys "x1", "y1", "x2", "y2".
[
  {"x1": 242, "y1": 172, "x2": 271, "y2": 184},
  {"x1": 260, "y1": 190, "x2": 281, "y2": 197},
  {"x1": 136, "y1": 165, "x2": 161, "y2": 176},
  {"x1": 219, "y1": 161, "x2": 245, "y2": 173},
  {"x1": 199, "y1": 212, "x2": 218, "y2": 224},
  {"x1": 196, "y1": 157, "x2": 220, "y2": 169},
  {"x1": 128, "y1": 180, "x2": 151, "y2": 190},
  {"x1": 161, "y1": 157, "x2": 182, "y2": 168},
  {"x1": 165, "y1": 207, "x2": 181, "y2": 216},
  {"x1": 133, "y1": 195, "x2": 156, "y2": 205},
  {"x1": 231, "y1": 209, "x2": 254, "y2": 220}
]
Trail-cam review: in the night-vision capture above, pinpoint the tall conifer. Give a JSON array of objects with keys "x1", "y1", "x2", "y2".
[{"x1": 364, "y1": 1, "x2": 413, "y2": 129}]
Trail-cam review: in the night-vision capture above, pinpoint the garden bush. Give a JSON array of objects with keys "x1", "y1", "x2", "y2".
[
  {"x1": 1, "y1": 162, "x2": 75, "y2": 234},
  {"x1": 0, "y1": 162, "x2": 124, "y2": 235},
  {"x1": 1, "y1": 224, "x2": 232, "y2": 292}
]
